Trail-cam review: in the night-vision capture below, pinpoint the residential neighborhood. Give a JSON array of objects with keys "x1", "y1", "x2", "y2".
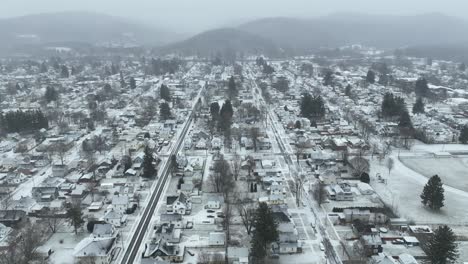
[{"x1": 1, "y1": 3, "x2": 468, "y2": 264}]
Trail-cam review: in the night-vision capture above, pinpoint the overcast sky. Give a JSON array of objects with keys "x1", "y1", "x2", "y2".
[{"x1": 2, "y1": 0, "x2": 468, "y2": 33}]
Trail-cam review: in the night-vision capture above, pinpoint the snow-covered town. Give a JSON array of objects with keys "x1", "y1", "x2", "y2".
[
  {"x1": 2, "y1": 3, "x2": 468, "y2": 264},
  {"x1": 0, "y1": 46, "x2": 468, "y2": 264}
]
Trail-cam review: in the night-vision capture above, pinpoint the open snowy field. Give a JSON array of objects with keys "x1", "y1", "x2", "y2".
[
  {"x1": 369, "y1": 154, "x2": 468, "y2": 226},
  {"x1": 400, "y1": 156, "x2": 468, "y2": 192}
]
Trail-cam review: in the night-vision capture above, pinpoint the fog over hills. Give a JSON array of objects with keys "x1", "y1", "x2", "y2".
[
  {"x1": 155, "y1": 28, "x2": 281, "y2": 57},
  {"x1": 238, "y1": 13, "x2": 468, "y2": 52},
  {"x1": 1, "y1": 11, "x2": 468, "y2": 59},
  {"x1": 0, "y1": 11, "x2": 179, "y2": 49}
]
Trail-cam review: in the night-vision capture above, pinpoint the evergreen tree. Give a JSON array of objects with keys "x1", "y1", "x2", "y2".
[
  {"x1": 60, "y1": 65, "x2": 69, "y2": 78},
  {"x1": 366, "y1": 70, "x2": 376, "y2": 84},
  {"x1": 256, "y1": 57, "x2": 265, "y2": 67},
  {"x1": 142, "y1": 146, "x2": 156, "y2": 178},
  {"x1": 120, "y1": 71, "x2": 126, "y2": 88},
  {"x1": 262, "y1": 64, "x2": 275, "y2": 75},
  {"x1": 67, "y1": 206, "x2": 84, "y2": 234},
  {"x1": 111, "y1": 63, "x2": 119, "y2": 75},
  {"x1": 413, "y1": 97, "x2": 425, "y2": 114},
  {"x1": 378, "y1": 74, "x2": 390, "y2": 86},
  {"x1": 360, "y1": 172, "x2": 370, "y2": 184},
  {"x1": 382, "y1": 93, "x2": 406, "y2": 118},
  {"x1": 294, "y1": 120, "x2": 302, "y2": 129},
  {"x1": 323, "y1": 71, "x2": 333, "y2": 86},
  {"x1": 44, "y1": 86, "x2": 58, "y2": 102},
  {"x1": 398, "y1": 110, "x2": 413, "y2": 129},
  {"x1": 345, "y1": 84, "x2": 352, "y2": 97},
  {"x1": 210, "y1": 102, "x2": 220, "y2": 119},
  {"x1": 250, "y1": 203, "x2": 278, "y2": 262},
  {"x1": 220, "y1": 100, "x2": 234, "y2": 121},
  {"x1": 426, "y1": 225, "x2": 458, "y2": 264},
  {"x1": 459, "y1": 126, "x2": 468, "y2": 144},
  {"x1": 421, "y1": 175, "x2": 445, "y2": 210},
  {"x1": 415, "y1": 78, "x2": 430, "y2": 97},
  {"x1": 219, "y1": 100, "x2": 234, "y2": 132},
  {"x1": 160, "y1": 102, "x2": 171, "y2": 120},
  {"x1": 129, "y1": 77, "x2": 136, "y2": 89},
  {"x1": 300, "y1": 93, "x2": 326, "y2": 119},
  {"x1": 160, "y1": 84, "x2": 171, "y2": 101}
]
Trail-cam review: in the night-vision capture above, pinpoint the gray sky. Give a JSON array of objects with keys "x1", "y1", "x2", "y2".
[{"x1": 2, "y1": 0, "x2": 468, "y2": 33}]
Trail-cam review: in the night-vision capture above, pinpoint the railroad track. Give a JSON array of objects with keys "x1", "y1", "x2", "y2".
[{"x1": 119, "y1": 86, "x2": 203, "y2": 264}]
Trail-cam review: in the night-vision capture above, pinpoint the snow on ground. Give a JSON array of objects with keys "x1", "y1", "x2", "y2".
[
  {"x1": 400, "y1": 156, "x2": 468, "y2": 192},
  {"x1": 40, "y1": 232, "x2": 88, "y2": 264},
  {"x1": 369, "y1": 153, "x2": 468, "y2": 225}
]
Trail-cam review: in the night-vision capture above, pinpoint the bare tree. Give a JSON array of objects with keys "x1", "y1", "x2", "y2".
[
  {"x1": 50, "y1": 141, "x2": 68, "y2": 165},
  {"x1": 86, "y1": 182, "x2": 97, "y2": 202},
  {"x1": 290, "y1": 173, "x2": 306, "y2": 207},
  {"x1": 45, "y1": 216, "x2": 63, "y2": 233},
  {"x1": 236, "y1": 197, "x2": 256, "y2": 235},
  {"x1": 232, "y1": 152, "x2": 241, "y2": 181},
  {"x1": 295, "y1": 141, "x2": 307, "y2": 164},
  {"x1": 386, "y1": 158, "x2": 394, "y2": 176},
  {"x1": 249, "y1": 127, "x2": 260, "y2": 152},
  {"x1": 209, "y1": 155, "x2": 235, "y2": 199},
  {"x1": 93, "y1": 135, "x2": 106, "y2": 154},
  {"x1": 19, "y1": 221, "x2": 48, "y2": 264},
  {"x1": 245, "y1": 155, "x2": 255, "y2": 177},
  {"x1": 312, "y1": 180, "x2": 326, "y2": 205}
]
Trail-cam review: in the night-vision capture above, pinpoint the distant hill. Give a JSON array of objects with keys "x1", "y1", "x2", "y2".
[
  {"x1": 238, "y1": 13, "x2": 468, "y2": 53},
  {"x1": 404, "y1": 44, "x2": 468, "y2": 63},
  {"x1": 0, "y1": 11, "x2": 176, "y2": 49},
  {"x1": 156, "y1": 28, "x2": 281, "y2": 57}
]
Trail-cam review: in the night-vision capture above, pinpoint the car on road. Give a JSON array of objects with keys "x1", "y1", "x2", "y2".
[{"x1": 319, "y1": 242, "x2": 325, "y2": 251}]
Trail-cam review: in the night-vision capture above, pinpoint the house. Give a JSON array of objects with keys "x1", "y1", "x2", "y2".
[
  {"x1": 211, "y1": 137, "x2": 222, "y2": 150},
  {"x1": 73, "y1": 236, "x2": 116, "y2": 264},
  {"x1": 92, "y1": 223, "x2": 117, "y2": 238},
  {"x1": 166, "y1": 193, "x2": 191, "y2": 215},
  {"x1": 361, "y1": 234, "x2": 383, "y2": 256},
  {"x1": 103, "y1": 209, "x2": 126, "y2": 227},
  {"x1": 154, "y1": 224, "x2": 181, "y2": 244},
  {"x1": 32, "y1": 186, "x2": 59, "y2": 202},
  {"x1": 343, "y1": 209, "x2": 371, "y2": 223},
  {"x1": 326, "y1": 184, "x2": 354, "y2": 201},
  {"x1": 258, "y1": 137, "x2": 272, "y2": 150},
  {"x1": 195, "y1": 138, "x2": 207, "y2": 150},
  {"x1": 276, "y1": 222, "x2": 300, "y2": 254},
  {"x1": 144, "y1": 238, "x2": 185, "y2": 262},
  {"x1": 159, "y1": 214, "x2": 183, "y2": 228},
  {"x1": 52, "y1": 164, "x2": 68, "y2": 177},
  {"x1": 111, "y1": 195, "x2": 130, "y2": 214}
]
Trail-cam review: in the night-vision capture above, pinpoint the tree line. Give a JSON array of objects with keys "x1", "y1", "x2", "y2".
[{"x1": 0, "y1": 110, "x2": 48, "y2": 133}]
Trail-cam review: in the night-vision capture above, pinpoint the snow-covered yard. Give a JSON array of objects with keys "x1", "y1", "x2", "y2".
[
  {"x1": 370, "y1": 154, "x2": 468, "y2": 225},
  {"x1": 400, "y1": 156, "x2": 468, "y2": 192}
]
